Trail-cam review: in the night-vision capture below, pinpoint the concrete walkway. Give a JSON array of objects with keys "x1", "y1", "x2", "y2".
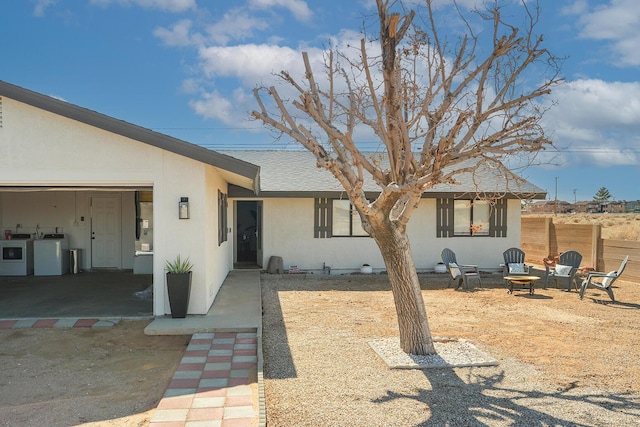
[
  {"x1": 145, "y1": 270, "x2": 262, "y2": 335},
  {"x1": 146, "y1": 270, "x2": 265, "y2": 427}
]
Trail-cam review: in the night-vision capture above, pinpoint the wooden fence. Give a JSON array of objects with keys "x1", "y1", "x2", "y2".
[{"x1": 521, "y1": 217, "x2": 640, "y2": 282}]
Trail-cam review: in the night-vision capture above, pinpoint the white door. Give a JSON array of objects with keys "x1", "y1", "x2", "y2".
[{"x1": 91, "y1": 196, "x2": 122, "y2": 268}]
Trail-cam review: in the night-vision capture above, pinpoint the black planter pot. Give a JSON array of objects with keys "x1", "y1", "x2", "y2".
[{"x1": 166, "y1": 271, "x2": 192, "y2": 318}]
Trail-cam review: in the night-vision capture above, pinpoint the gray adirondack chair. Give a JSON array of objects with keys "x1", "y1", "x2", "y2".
[
  {"x1": 502, "y1": 247, "x2": 530, "y2": 277},
  {"x1": 580, "y1": 256, "x2": 629, "y2": 301},
  {"x1": 441, "y1": 248, "x2": 481, "y2": 290},
  {"x1": 544, "y1": 250, "x2": 583, "y2": 291}
]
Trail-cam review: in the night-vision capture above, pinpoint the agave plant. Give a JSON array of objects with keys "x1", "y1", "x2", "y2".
[{"x1": 165, "y1": 255, "x2": 193, "y2": 274}]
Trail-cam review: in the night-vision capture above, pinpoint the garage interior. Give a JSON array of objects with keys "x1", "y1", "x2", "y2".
[
  {"x1": 0, "y1": 271, "x2": 153, "y2": 318},
  {"x1": 1, "y1": 188, "x2": 155, "y2": 318}
]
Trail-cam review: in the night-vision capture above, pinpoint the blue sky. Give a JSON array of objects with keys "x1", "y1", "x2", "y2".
[{"x1": 3, "y1": 0, "x2": 639, "y2": 202}]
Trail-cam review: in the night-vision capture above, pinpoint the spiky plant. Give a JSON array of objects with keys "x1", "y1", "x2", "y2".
[{"x1": 165, "y1": 255, "x2": 193, "y2": 274}]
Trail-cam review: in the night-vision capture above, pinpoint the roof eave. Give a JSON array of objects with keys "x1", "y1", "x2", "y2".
[{"x1": 228, "y1": 185, "x2": 547, "y2": 200}]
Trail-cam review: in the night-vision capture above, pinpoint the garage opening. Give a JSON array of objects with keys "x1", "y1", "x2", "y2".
[{"x1": 0, "y1": 187, "x2": 154, "y2": 318}]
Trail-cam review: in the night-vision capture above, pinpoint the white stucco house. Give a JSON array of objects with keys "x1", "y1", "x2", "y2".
[
  {"x1": 0, "y1": 81, "x2": 545, "y2": 317},
  {"x1": 221, "y1": 150, "x2": 545, "y2": 275}
]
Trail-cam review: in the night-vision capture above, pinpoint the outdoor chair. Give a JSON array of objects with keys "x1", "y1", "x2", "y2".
[
  {"x1": 580, "y1": 255, "x2": 629, "y2": 301},
  {"x1": 544, "y1": 250, "x2": 583, "y2": 291},
  {"x1": 441, "y1": 248, "x2": 482, "y2": 290},
  {"x1": 502, "y1": 247, "x2": 531, "y2": 277}
]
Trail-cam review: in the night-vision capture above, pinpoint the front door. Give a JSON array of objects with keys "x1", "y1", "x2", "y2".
[
  {"x1": 256, "y1": 201, "x2": 263, "y2": 267},
  {"x1": 91, "y1": 196, "x2": 122, "y2": 268},
  {"x1": 236, "y1": 200, "x2": 262, "y2": 267}
]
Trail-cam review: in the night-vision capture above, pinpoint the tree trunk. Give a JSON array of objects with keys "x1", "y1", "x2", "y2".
[{"x1": 371, "y1": 224, "x2": 435, "y2": 355}]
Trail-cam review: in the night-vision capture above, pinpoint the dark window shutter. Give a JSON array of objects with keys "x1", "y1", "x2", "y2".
[
  {"x1": 223, "y1": 193, "x2": 228, "y2": 241},
  {"x1": 314, "y1": 198, "x2": 332, "y2": 238},
  {"x1": 218, "y1": 191, "x2": 228, "y2": 245},
  {"x1": 437, "y1": 198, "x2": 454, "y2": 237},
  {"x1": 489, "y1": 198, "x2": 508, "y2": 237}
]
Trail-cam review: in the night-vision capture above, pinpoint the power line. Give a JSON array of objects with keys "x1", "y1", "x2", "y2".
[
  {"x1": 197, "y1": 142, "x2": 640, "y2": 153},
  {"x1": 148, "y1": 127, "x2": 640, "y2": 153}
]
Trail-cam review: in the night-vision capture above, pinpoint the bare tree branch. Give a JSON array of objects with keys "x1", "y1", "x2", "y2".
[{"x1": 250, "y1": 0, "x2": 561, "y2": 355}]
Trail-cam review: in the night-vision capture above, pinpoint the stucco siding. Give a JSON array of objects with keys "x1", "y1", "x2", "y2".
[
  {"x1": 252, "y1": 197, "x2": 522, "y2": 273},
  {"x1": 152, "y1": 150, "x2": 209, "y2": 315},
  {"x1": 257, "y1": 198, "x2": 383, "y2": 273},
  {"x1": 204, "y1": 166, "x2": 233, "y2": 306},
  {"x1": 0, "y1": 98, "x2": 160, "y2": 185},
  {"x1": 409, "y1": 198, "x2": 522, "y2": 269}
]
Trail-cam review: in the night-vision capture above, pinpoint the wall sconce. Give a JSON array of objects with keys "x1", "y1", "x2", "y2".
[{"x1": 179, "y1": 197, "x2": 190, "y2": 219}]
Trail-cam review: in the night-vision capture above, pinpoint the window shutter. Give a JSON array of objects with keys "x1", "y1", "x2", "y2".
[
  {"x1": 489, "y1": 198, "x2": 508, "y2": 237},
  {"x1": 222, "y1": 193, "x2": 228, "y2": 241},
  {"x1": 218, "y1": 191, "x2": 228, "y2": 245},
  {"x1": 437, "y1": 198, "x2": 455, "y2": 237},
  {"x1": 314, "y1": 198, "x2": 332, "y2": 238}
]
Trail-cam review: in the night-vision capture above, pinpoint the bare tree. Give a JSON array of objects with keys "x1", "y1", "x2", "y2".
[{"x1": 252, "y1": 0, "x2": 562, "y2": 355}]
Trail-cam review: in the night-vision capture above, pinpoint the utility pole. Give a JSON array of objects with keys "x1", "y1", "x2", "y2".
[{"x1": 573, "y1": 188, "x2": 577, "y2": 204}]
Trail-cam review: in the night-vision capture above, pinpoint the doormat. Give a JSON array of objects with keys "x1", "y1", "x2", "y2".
[{"x1": 368, "y1": 337, "x2": 499, "y2": 369}]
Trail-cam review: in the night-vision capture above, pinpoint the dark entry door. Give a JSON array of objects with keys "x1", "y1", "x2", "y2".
[{"x1": 236, "y1": 201, "x2": 262, "y2": 267}]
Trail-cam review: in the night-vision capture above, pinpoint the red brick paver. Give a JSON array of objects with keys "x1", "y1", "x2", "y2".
[{"x1": 150, "y1": 331, "x2": 260, "y2": 427}]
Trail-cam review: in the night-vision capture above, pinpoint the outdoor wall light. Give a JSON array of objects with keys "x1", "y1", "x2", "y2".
[{"x1": 179, "y1": 197, "x2": 190, "y2": 219}]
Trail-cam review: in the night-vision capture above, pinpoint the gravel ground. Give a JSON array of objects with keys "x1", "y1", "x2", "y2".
[{"x1": 261, "y1": 272, "x2": 640, "y2": 426}]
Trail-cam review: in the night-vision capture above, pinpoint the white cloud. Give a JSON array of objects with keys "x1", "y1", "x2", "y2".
[
  {"x1": 197, "y1": 43, "x2": 310, "y2": 84},
  {"x1": 248, "y1": 0, "x2": 312, "y2": 21},
  {"x1": 554, "y1": 79, "x2": 640, "y2": 128},
  {"x1": 90, "y1": 0, "x2": 196, "y2": 13},
  {"x1": 189, "y1": 86, "x2": 261, "y2": 128},
  {"x1": 189, "y1": 90, "x2": 234, "y2": 123},
  {"x1": 560, "y1": 0, "x2": 588, "y2": 16},
  {"x1": 187, "y1": 44, "x2": 302, "y2": 126},
  {"x1": 154, "y1": 8, "x2": 272, "y2": 48},
  {"x1": 153, "y1": 19, "x2": 195, "y2": 47},
  {"x1": 575, "y1": 0, "x2": 640, "y2": 66},
  {"x1": 34, "y1": 0, "x2": 56, "y2": 17},
  {"x1": 204, "y1": 9, "x2": 270, "y2": 46},
  {"x1": 545, "y1": 78, "x2": 640, "y2": 166}
]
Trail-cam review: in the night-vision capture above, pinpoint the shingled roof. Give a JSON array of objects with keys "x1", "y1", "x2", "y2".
[{"x1": 220, "y1": 150, "x2": 546, "y2": 199}]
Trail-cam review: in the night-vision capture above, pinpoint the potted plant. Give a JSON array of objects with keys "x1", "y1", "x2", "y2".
[
  {"x1": 360, "y1": 263, "x2": 373, "y2": 274},
  {"x1": 165, "y1": 255, "x2": 193, "y2": 318}
]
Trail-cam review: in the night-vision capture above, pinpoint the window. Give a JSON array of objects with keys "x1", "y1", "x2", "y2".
[
  {"x1": 218, "y1": 190, "x2": 228, "y2": 245},
  {"x1": 332, "y1": 200, "x2": 369, "y2": 237},
  {"x1": 314, "y1": 198, "x2": 369, "y2": 238},
  {"x1": 454, "y1": 200, "x2": 490, "y2": 236},
  {"x1": 437, "y1": 197, "x2": 507, "y2": 237}
]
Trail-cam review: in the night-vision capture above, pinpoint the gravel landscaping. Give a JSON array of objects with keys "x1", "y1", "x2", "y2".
[{"x1": 261, "y1": 272, "x2": 640, "y2": 426}]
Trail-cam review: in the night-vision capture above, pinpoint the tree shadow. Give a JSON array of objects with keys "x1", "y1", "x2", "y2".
[
  {"x1": 373, "y1": 367, "x2": 640, "y2": 426},
  {"x1": 261, "y1": 281, "x2": 297, "y2": 379}
]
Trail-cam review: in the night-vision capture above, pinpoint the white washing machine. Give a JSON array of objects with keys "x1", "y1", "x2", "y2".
[{"x1": 34, "y1": 234, "x2": 69, "y2": 276}]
